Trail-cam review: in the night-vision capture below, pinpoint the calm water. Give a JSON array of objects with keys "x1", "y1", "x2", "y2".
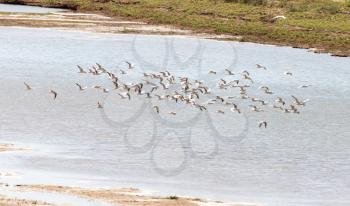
[
  {"x1": 0, "y1": 26, "x2": 350, "y2": 206},
  {"x1": 0, "y1": 3, "x2": 67, "y2": 13}
]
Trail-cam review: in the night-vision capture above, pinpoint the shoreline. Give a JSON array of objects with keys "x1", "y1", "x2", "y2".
[
  {"x1": 0, "y1": 0, "x2": 349, "y2": 57},
  {"x1": 0, "y1": 142, "x2": 258, "y2": 206}
]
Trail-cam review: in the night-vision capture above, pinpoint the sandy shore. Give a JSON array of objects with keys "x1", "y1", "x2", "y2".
[
  {"x1": 0, "y1": 194, "x2": 55, "y2": 206},
  {"x1": 0, "y1": 183, "x2": 259, "y2": 206},
  {"x1": 0, "y1": 143, "x2": 257, "y2": 206},
  {"x1": 0, "y1": 143, "x2": 27, "y2": 152},
  {"x1": 0, "y1": 11, "x2": 240, "y2": 41}
]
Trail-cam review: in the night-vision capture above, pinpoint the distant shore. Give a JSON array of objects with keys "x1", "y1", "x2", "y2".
[{"x1": 0, "y1": 0, "x2": 349, "y2": 57}]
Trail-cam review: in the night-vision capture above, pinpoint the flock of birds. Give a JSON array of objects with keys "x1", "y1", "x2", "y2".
[{"x1": 23, "y1": 62, "x2": 310, "y2": 128}]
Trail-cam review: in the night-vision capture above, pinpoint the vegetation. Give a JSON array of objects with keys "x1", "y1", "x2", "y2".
[{"x1": 2, "y1": 0, "x2": 349, "y2": 56}]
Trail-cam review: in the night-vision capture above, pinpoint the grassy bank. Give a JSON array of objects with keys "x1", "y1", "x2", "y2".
[{"x1": 2, "y1": 0, "x2": 349, "y2": 56}]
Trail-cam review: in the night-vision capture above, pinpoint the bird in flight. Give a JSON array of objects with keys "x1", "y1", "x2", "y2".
[
  {"x1": 77, "y1": 65, "x2": 87, "y2": 73},
  {"x1": 125, "y1": 61, "x2": 135, "y2": 69},
  {"x1": 256, "y1": 64, "x2": 267, "y2": 70},
  {"x1": 153, "y1": 106, "x2": 160, "y2": 114},
  {"x1": 49, "y1": 90, "x2": 57, "y2": 100},
  {"x1": 75, "y1": 83, "x2": 87, "y2": 91},
  {"x1": 284, "y1": 72, "x2": 293, "y2": 76},
  {"x1": 24, "y1": 82, "x2": 32, "y2": 90},
  {"x1": 259, "y1": 121, "x2": 267, "y2": 128}
]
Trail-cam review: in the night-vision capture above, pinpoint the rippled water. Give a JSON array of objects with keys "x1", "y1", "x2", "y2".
[
  {"x1": 0, "y1": 26, "x2": 350, "y2": 206},
  {"x1": 0, "y1": 3, "x2": 67, "y2": 13}
]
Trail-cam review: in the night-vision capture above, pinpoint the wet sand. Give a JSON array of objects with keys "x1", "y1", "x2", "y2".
[
  {"x1": 0, "y1": 194, "x2": 55, "y2": 206},
  {"x1": 0, "y1": 181, "x2": 259, "y2": 206},
  {"x1": 0, "y1": 11, "x2": 239, "y2": 40},
  {"x1": 0, "y1": 143, "x2": 26, "y2": 152}
]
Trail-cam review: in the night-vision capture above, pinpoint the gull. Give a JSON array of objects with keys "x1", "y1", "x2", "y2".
[
  {"x1": 97, "y1": 101, "x2": 103, "y2": 108},
  {"x1": 49, "y1": 90, "x2": 57, "y2": 100},
  {"x1": 273, "y1": 105, "x2": 283, "y2": 110},
  {"x1": 291, "y1": 95, "x2": 309, "y2": 106},
  {"x1": 208, "y1": 70, "x2": 217, "y2": 75},
  {"x1": 284, "y1": 72, "x2": 293, "y2": 76},
  {"x1": 242, "y1": 74, "x2": 254, "y2": 83},
  {"x1": 153, "y1": 106, "x2": 160, "y2": 114},
  {"x1": 118, "y1": 92, "x2": 131, "y2": 100},
  {"x1": 275, "y1": 97, "x2": 285, "y2": 105},
  {"x1": 298, "y1": 85, "x2": 312, "y2": 88},
  {"x1": 120, "y1": 69, "x2": 127, "y2": 75},
  {"x1": 24, "y1": 82, "x2": 32, "y2": 90},
  {"x1": 169, "y1": 111, "x2": 176, "y2": 115},
  {"x1": 125, "y1": 61, "x2": 135, "y2": 69},
  {"x1": 225, "y1": 69, "x2": 235, "y2": 75},
  {"x1": 230, "y1": 104, "x2": 241, "y2": 114},
  {"x1": 75, "y1": 83, "x2": 87, "y2": 91},
  {"x1": 249, "y1": 105, "x2": 263, "y2": 112},
  {"x1": 77, "y1": 65, "x2": 87, "y2": 73},
  {"x1": 256, "y1": 64, "x2": 267, "y2": 70},
  {"x1": 258, "y1": 121, "x2": 267, "y2": 128},
  {"x1": 241, "y1": 70, "x2": 250, "y2": 76},
  {"x1": 102, "y1": 88, "x2": 109, "y2": 93},
  {"x1": 217, "y1": 110, "x2": 225, "y2": 114},
  {"x1": 259, "y1": 85, "x2": 270, "y2": 90},
  {"x1": 93, "y1": 85, "x2": 102, "y2": 89}
]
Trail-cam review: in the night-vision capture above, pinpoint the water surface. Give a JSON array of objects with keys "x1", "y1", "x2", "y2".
[{"x1": 0, "y1": 27, "x2": 349, "y2": 206}]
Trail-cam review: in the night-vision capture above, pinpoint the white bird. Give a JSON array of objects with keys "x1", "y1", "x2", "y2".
[
  {"x1": 49, "y1": 90, "x2": 57, "y2": 100},
  {"x1": 153, "y1": 106, "x2": 160, "y2": 114},
  {"x1": 77, "y1": 65, "x2": 87, "y2": 73},
  {"x1": 217, "y1": 110, "x2": 225, "y2": 114},
  {"x1": 102, "y1": 88, "x2": 109, "y2": 93},
  {"x1": 24, "y1": 82, "x2": 32, "y2": 90},
  {"x1": 298, "y1": 85, "x2": 312, "y2": 88},
  {"x1": 291, "y1": 95, "x2": 309, "y2": 106},
  {"x1": 258, "y1": 121, "x2": 267, "y2": 128},
  {"x1": 208, "y1": 70, "x2": 217, "y2": 75},
  {"x1": 256, "y1": 64, "x2": 267, "y2": 70},
  {"x1": 97, "y1": 101, "x2": 103, "y2": 108},
  {"x1": 75, "y1": 83, "x2": 87, "y2": 91},
  {"x1": 125, "y1": 61, "x2": 135, "y2": 69},
  {"x1": 169, "y1": 111, "x2": 176, "y2": 115},
  {"x1": 225, "y1": 69, "x2": 235, "y2": 75}
]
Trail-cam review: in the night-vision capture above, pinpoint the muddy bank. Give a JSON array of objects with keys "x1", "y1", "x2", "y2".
[
  {"x1": 12, "y1": 184, "x2": 255, "y2": 206},
  {"x1": 0, "y1": 1, "x2": 348, "y2": 57},
  {"x1": 0, "y1": 143, "x2": 27, "y2": 152}
]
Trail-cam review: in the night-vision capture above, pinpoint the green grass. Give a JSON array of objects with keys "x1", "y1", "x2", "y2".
[{"x1": 2, "y1": 0, "x2": 349, "y2": 56}]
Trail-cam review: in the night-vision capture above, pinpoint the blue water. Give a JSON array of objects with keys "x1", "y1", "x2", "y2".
[{"x1": 0, "y1": 27, "x2": 349, "y2": 206}]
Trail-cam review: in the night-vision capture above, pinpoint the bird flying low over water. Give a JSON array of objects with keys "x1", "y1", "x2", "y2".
[
  {"x1": 75, "y1": 83, "x2": 87, "y2": 91},
  {"x1": 24, "y1": 82, "x2": 32, "y2": 90},
  {"x1": 77, "y1": 65, "x2": 87, "y2": 73},
  {"x1": 259, "y1": 121, "x2": 267, "y2": 128},
  {"x1": 67, "y1": 61, "x2": 310, "y2": 128},
  {"x1": 97, "y1": 101, "x2": 103, "y2": 108},
  {"x1": 49, "y1": 90, "x2": 57, "y2": 100},
  {"x1": 125, "y1": 61, "x2": 135, "y2": 69},
  {"x1": 256, "y1": 64, "x2": 267, "y2": 70},
  {"x1": 153, "y1": 106, "x2": 159, "y2": 114}
]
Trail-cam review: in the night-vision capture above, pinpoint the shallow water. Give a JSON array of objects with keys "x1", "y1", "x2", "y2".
[
  {"x1": 0, "y1": 27, "x2": 350, "y2": 206},
  {"x1": 0, "y1": 3, "x2": 67, "y2": 13}
]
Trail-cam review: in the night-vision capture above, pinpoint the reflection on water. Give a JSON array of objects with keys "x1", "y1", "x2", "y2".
[
  {"x1": 0, "y1": 27, "x2": 350, "y2": 206},
  {"x1": 0, "y1": 3, "x2": 67, "y2": 13}
]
